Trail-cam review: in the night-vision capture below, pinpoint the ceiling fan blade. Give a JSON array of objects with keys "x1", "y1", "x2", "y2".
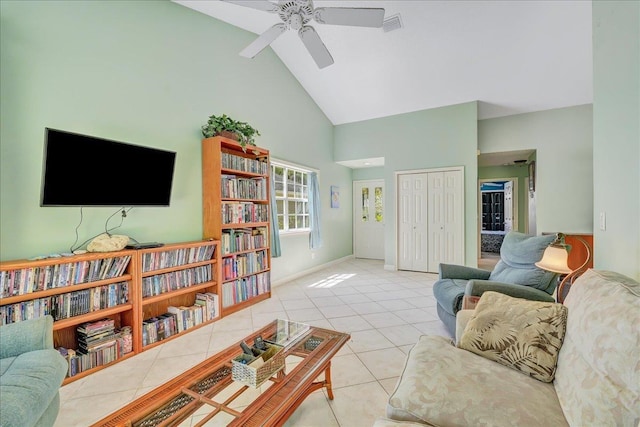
[
  {"x1": 298, "y1": 26, "x2": 334, "y2": 69},
  {"x1": 221, "y1": 0, "x2": 279, "y2": 13},
  {"x1": 313, "y1": 7, "x2": 385, "y2": 28},
  {"x1": 239, "y1": 23, "x2": 287, "y2": 58}
]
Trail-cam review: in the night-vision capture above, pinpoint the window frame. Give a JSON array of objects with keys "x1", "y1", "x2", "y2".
[{"x1": 271, "y1": 160, "x2": 313, "y2": 234}]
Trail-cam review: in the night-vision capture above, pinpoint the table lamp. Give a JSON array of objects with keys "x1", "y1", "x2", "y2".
[{"x1": 535, "y1": 233, "x2": 592, "y2": 303}]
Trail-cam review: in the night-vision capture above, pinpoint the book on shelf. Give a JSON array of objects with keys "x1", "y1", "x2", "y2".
[
  {"x1": 0, "y1": 255, "x2": 131, "y2": 298},
  {"x1": 0, "y1": 282, "x2": 129, "y2": 326},
  {"x1": 221, "y1": 271, "x2": 270, "y2": 308},
  {"x1": 141, "y1": 265, "x2": 213, "y2": 298},
  {"x1": 141, "y1": 244, "x2": 216, "y2": 272}
]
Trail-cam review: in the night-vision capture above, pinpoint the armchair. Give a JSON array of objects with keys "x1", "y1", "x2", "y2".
[
  {"x1": 0, "y1": 316, "x2": 68, "y2": 427},
  {"x1": 433, "y1": 231, "x2": 558, "y2": 336}
]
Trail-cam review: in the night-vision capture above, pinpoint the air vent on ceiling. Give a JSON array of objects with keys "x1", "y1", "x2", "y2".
[{"x1": 383, "y1": 14, "x2": 403, "y2": 33}]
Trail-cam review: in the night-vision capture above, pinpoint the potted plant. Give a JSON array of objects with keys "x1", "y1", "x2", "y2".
[{"x1": 201, "y1": 114, "x2": 261, "y2": 150}]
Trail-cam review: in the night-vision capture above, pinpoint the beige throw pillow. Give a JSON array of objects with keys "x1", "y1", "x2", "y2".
[{"x1": 458, "y1": 291, "x2": 568, "y2": 382}]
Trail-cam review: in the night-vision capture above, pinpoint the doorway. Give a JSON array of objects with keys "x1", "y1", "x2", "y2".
[
  {"x1": 353, "y1": 180, "x2": 385, "y2": 260},
  {"x1": 478, "y1": 178, "x2": 518, "y2": 270}
]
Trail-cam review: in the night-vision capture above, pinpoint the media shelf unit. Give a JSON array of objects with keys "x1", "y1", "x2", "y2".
[
  {"x1": 137, "y1": 240, "x2": 221, "y2": 351},
  {"x1": 202, "y1": 136, "x2": 272, "y2": 317},
  {"x1": 0, "y1": 250, "x2": 138, "y2": 385}
]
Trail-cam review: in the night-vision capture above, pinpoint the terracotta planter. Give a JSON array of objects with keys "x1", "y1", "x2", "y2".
[{"x1": 218, "y1": 130, "x2": 240, "y2": 141}]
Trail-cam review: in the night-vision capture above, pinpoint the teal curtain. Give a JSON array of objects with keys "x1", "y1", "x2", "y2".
[
  {"x1": 269, "y1": 173, "x2": 281, "y2": 257},
  {"x1": 309, "y1": 172, "x2": 322, "y2": 249}
]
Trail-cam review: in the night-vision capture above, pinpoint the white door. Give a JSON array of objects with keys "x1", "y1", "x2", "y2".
[
  {"x1": 353, "y1": 180, "x2": 385, "y2": 260},
  {"x1": 427, "y1": 171, "x2": 464, "y2": 272},
  {"x1": 398, "y1": 168, "x2": 464, "y2": 273},
  {"x1": 398, "y1": 174, "x2": 428, "y2": 271},
  {"x1": 504, "y1": 181, "x2": 513, "y2": 232}
]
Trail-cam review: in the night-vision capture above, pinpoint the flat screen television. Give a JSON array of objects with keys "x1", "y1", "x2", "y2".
[{"x1": 41, "y1": 128, "x2": 177, "y2": 207}]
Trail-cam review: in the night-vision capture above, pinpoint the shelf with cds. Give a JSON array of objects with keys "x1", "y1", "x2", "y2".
[
  {"x1": 0, "y1": 250, "x2": 137, "y2": 385},
  {"x1": 202, "y1": 136, "x2": 272, "y2": 317},
  {"x1": 136, "y1": 240, "x2": 221, "y2": 351}
]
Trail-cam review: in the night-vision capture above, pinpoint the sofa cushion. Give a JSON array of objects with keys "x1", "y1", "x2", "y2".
[
  {"x1": 387, "y1": 335, "x2": 568, "y2": 426},
  {"x1": 458, "y1": 291, "x2": 567, "y2": 382},
  {"x1": 431, "y1": 278, "x2": 467, "y2": 315},
  {"x1": 0, "y1": 349, "x2": 67, "y2": 427},
  {"x1": 554, "y1": 269, "x2": 640, "y2": 426},
  {"x1": 489, "y1": 232, "x2": 556, "y2": 290}
]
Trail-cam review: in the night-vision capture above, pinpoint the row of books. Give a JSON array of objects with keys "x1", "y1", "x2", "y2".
[
  {"x1": 141, "y1": 245, "x2": 216, "y2": 272},
  {"x1": 222, "y1": 250, "x2": 268, "y2": 281},
  {"x1": 221, "y1": 202, "x2": 269, "y2": 225},
  {"x1": 221, "y1": 175, "x2": 267, "y2": 200},
  {"x1": 142, "y1": 313, "x2": 178, "y2": 346},
  {"x1": 221, "y1": 151, "x2": 269, "y2": 175},
  {"x1": 0, "y1": 255, "x2": 131, "y2": 298},
  {"x1": 221, "y1": 272, "x2": 270, "y2": 308},
  {"x1": 221, "y1": 227, "x2": 268, "y2": 255},
  {"x1": 141, "y1": 265, "x2": 212, "y2": 298},
  {"x1": 59, "y1": 327, "x2": 132, "y2": 378},
  {"x1": 0, "y1": 282, "x2": 129, "y2": 325},
  {"x1": 169, "y1": 292, "x2": 218, "y2": 333},
  {"x1": 141, "y1": 292, "x2": 220, "y2": 346}
]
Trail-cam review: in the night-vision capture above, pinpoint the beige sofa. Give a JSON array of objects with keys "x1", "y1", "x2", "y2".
[{"x1": 375, "y1": 269, "x2": 640, "y2": 427}]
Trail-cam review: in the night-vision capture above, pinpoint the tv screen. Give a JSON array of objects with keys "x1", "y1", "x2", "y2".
[{"x1": 41, "y1": 128, "x2": 177, "y2": 207}]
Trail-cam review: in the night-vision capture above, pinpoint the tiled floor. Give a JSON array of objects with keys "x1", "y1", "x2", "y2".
[{"x1": 55, "y1": 258, "x2": 450, "y2": 427}]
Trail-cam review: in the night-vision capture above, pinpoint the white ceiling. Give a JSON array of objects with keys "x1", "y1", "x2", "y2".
[{"x1": 174, "y1": 0, "x2": 593, "y2": 126}]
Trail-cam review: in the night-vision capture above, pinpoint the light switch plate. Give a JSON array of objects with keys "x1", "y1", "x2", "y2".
[{"x1": 599, "y1": 212, "x2": 606, "y2": 231}]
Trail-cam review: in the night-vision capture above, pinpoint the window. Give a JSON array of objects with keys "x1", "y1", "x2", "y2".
[{"x1": 272, "y1": 161, "x2": 311, "y2": 232}]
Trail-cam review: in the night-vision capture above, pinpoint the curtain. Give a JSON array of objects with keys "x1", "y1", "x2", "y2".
[
  {"x1": 309, "y1": 172, "x2": 322, "y2": 249},
  {"x1": 269, "y1": 173, "x2": 281, "y2": 257}
]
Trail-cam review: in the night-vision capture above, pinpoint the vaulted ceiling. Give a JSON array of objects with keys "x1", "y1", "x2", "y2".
[{"x1": 174, "y1": 0, "x2": 593, "y2": 126}]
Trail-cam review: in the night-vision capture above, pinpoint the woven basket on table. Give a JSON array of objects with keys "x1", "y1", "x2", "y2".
[{"x1": 231, "y1": 343, "x2": 284, "y2": 388}]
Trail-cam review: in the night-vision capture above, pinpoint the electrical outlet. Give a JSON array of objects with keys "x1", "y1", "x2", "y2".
[
  {"x1": 599, "y1": 212, "x2": 606, "y2": 231},
  {"x1": 311, "y1": 252, "x2": 316, "y2": 259}
]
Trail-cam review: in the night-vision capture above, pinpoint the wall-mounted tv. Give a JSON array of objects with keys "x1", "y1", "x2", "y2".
[{"x1": 41, "y1": 128, "x2": 177, "y2": 207}]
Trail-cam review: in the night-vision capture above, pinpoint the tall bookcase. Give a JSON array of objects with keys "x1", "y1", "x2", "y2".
[
  {"x1": 202, "y1": 136, "x2": 272, "y2": 316},
  {"x1": 137, "y1": 240, "x2": 221, "y2": 351},
  {"x1": 0, "y1": 251, "x2": 138, "y2": 385}
]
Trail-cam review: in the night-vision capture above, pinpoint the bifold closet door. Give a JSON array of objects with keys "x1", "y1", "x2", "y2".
[
  {"x1": 398, "y1": 173, "x2": 428, "y2": 272},
  {"x1": 398, "y1": 169, "x2": 464, "y2": 273},
  {"x1": 427, "y1": 170, "x2": 464, "y2": 272}
]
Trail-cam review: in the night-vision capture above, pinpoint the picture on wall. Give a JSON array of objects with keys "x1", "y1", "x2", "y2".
[{"x1": 331, "y1": 186, "x2": 340, "y2": 208}]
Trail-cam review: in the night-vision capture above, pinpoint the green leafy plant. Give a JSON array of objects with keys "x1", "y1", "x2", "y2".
[{"x1": 201, "y1": 114, "x2": 261, "y2": 149}]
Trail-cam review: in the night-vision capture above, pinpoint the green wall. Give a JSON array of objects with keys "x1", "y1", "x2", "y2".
[
  {"x1": 0, "y1": 0, "x2": 353, "y2": 282},
  {"x1": 334, "y1": 102, "x2": 479, "y2": 268},
  {"x1": 478, "y1": 105, "x2": 593, "y2": 235},
  {"x1": 478, "y1": 165, "x2": 529, "y2": 232},
  {"x1": 592, "y1": 1, "x2": 640, "y2": 280}
]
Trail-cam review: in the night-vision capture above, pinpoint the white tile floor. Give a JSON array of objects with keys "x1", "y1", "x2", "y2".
[{"x1": 54, "y1": 258, "x2": 451, "y2": 427}]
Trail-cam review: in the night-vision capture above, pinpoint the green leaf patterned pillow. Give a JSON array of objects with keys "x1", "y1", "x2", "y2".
[{"x1": 458, "y1": 291, "x2": 568, "y2": 382}]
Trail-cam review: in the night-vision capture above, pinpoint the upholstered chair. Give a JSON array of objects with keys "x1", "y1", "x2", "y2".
[{"x1": 433, "y1": 231, "x2": 559, "y2": 336}]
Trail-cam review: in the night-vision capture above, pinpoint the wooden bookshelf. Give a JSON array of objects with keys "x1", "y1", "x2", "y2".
[
  {"x1": 202, "y1": 136, "x2": 272, "y2": 316},
  {"x1": 136, "y1": 240, "x2": 221, "y2": 351},
  {"x1": 0, "y1": 250, "x2": 137, "y2": 384}
]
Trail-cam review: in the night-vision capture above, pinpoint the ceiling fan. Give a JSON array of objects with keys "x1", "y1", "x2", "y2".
[{"x1": 222, "y1": 0, "x2": 385, "y2": 69}]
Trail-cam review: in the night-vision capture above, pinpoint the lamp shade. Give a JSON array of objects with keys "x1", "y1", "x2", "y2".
[{"x1": 535, "y1": 246, "x2": 572, "y2": 274}]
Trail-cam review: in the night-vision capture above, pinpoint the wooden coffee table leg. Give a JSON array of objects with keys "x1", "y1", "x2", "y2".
[{"x1": 325, "y1": 361, "x2": 334, "y2": 400}]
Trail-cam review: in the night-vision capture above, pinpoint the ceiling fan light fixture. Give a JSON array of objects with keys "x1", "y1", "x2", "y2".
[{"x1": 223, "y1": 0, "x2": 385, "y2": 68}]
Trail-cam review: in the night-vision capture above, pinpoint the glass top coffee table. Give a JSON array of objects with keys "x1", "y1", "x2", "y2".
[{"x1": 91, "y1": 319, "x2": 350, "y2": 427}]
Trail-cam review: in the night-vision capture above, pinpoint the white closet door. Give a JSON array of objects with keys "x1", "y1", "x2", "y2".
[
  {"x1": 398, "y1": 168, "x2": 464, "y2": 273},
  {"x1": 398, "y1": 173, "x2": 428, "y2": 271}
]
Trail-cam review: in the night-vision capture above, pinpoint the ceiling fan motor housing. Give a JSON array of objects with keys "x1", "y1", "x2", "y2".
[{"x1": 279, "y1": 0, "x2": 314, "y2": 30}]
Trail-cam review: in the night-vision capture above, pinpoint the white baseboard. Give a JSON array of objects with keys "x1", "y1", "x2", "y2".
[
  {"x1": 272, "y1": 254, "x2": 355, "y2": 287},
  {"x1": 384, "y1": 264, "x2": 396, "y2": 271}
]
